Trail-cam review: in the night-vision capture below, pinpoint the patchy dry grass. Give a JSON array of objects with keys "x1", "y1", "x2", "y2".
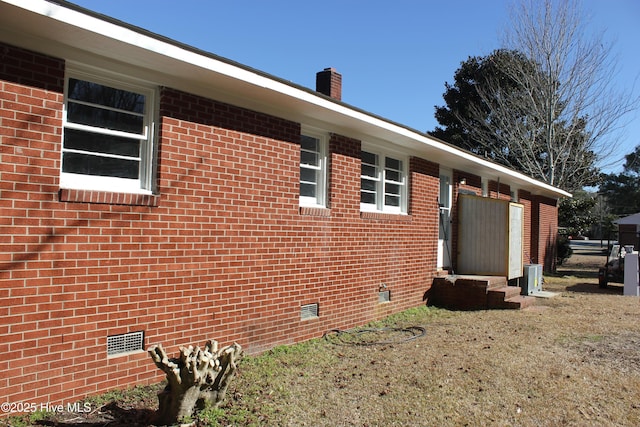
[{"x1": 5, "y1": 243, "x2": 640, "y2": 426}]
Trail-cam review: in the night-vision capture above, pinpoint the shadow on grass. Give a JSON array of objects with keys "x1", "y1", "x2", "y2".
[
  {"x1": 565, "y1": 282, "x2": 624, "y2": 295},
  {"x1": 36, "y1": 402, "x2": 155, "y2": 427},
  {"x1": 552, "y1": 268, "x2": 599, "y2": 280}
]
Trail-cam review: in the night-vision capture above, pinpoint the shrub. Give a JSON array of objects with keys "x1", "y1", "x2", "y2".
[{"x1": 557, "y1": 235, "x2": 573, "y2": 265}]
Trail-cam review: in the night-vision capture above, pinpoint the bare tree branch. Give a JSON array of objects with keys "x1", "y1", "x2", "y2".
[
  {"x1": 500, "y1": 0, "x2": 638, "y2": 188},
  {"x1": 433, "y1": 0, "x2": 639, "y2": 191}
]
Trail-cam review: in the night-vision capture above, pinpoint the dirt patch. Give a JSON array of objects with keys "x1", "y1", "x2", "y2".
[
  {"x1": 6, "y1": 242, "x2": 640, "y2": 426},
  {"x1": 573, "y1": 332, "x2": 640, "y2": 374}
]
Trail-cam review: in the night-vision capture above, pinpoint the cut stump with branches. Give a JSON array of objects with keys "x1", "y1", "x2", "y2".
[{"x1": 148, "y1": 339, "x2": 243, "y2": 425}]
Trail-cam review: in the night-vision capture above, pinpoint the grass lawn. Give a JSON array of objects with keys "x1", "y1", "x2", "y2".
[{"x1": 5, "y1": 243, "x2": 640, "y2": 426}]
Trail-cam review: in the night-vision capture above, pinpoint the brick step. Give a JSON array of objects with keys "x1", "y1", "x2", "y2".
[
  {"x1": 487, "y1": 285, "x2": 522, "y2": 302},
  {"x1": 479, "y1": 276, "x2": 508, "y2": 290},
  {"x1": 429, "y1": 276, "x2": 529, "y2": 310},
  {"x1": 499, "y1": 295, "x2": 537, "y2": 310},
  {"x1": 487, "y1": 286, "x2": 536, "y2": 309}
]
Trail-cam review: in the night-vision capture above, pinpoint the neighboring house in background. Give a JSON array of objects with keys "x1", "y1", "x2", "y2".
[
  {"x1": 0, "y1": 0, "x2": 570, "y2": 410},
  {"x1": 615, "y1": 213, "x2": 640, "y2": 249}
]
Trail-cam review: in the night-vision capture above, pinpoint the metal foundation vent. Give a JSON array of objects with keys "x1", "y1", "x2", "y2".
[
  {"x1": 379, "y1": 290, "x2": 391, "y2": 303},
  {"x1": 107, "y1": 331, "x2": 144, "y2": 356},
  {"x1": 301, "y1": 303, "x2": 319, "y2": 320}
]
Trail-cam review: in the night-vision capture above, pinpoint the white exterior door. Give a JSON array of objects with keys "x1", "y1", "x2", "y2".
[{"x1": 438, "y1": 170, "x2": 452, "y2": 270}]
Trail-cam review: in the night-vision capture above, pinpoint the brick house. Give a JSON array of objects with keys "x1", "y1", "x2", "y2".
[{"x1": 0, "y1": 0, "x2": 570, "y2": 409}]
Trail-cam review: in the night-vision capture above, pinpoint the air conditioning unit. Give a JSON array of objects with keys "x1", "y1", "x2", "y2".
[{"x1": 521, "y1": 264, "x2": 543, "y2": 295}]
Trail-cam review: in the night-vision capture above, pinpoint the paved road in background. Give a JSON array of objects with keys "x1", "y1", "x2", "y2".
[{"x1": 569, "y1": 239, "x2": 610, "y2": 260}]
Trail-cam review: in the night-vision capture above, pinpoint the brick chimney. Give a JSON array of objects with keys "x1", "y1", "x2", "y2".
[{"x1": 316, "y1": 67, "x2": 342, "y2": 101}]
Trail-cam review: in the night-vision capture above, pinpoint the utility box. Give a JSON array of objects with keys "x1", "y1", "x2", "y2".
[
  {"x1": 457, "y1": 194, "x2": 524, "y2": 280},
  {"x1": 521, "y1": 264, "x2": 543, "y2": 295}
]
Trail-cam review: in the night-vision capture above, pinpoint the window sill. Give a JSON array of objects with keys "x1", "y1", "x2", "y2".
[
  {"x1": 360, "y1": 211, "x2": 412, "y2": 222},
  {"x1": 59, "y1": 188, "x2": 159, "y2": 207},
  {"x1": 299, "y1": 206, "x2": 331, "y2": 217}
]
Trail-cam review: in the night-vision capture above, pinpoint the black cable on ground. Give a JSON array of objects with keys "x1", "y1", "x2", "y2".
[{"x1": 322, "y1": 326, "x2": 426, "y2": 346}]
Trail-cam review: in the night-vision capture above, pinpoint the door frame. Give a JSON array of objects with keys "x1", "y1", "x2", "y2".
[{"x1": 438, "y1": 169, "x2": 453, "y2": 270}]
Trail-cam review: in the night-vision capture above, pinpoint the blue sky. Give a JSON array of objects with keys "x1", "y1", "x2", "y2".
[{"x1": 70, "y1": 0, "x2": 639, "y2": 174}]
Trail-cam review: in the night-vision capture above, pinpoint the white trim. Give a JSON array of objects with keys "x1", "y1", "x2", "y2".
[
  {"x1": 481, "y1": 177, "x2": 489, "y2": 197},
  {"x1": 299, "y1": 127, "x2": 328, "y2": 208},
  {"x1": 511, "y1": 187, "x2": 519, "y2": 202},
  {"x1": 437, "y1": 169, "x2": 453, "y2": 270},
  {"x1": 0, "y1": 0, "x2": 571, "y2": 199},
  {"x1": 61, "y1": 64, "x2": 157, "y2": 193},
  {"x1": 59, "y1": 174, "x2": 153, "y2": 195},
  {"x1": 360, "y1": 145, "x2": 408, "y2": 214}
]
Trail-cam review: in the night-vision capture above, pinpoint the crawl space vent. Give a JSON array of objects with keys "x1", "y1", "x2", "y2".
[
  {"x1": 300, "y1": 303, "x2": 319, "y2": 320},
  {"x1": 379, "y1": 290, "x2": 391, "y2": 303},
  {"x1": 107, "y1": 331, "x2": 144, "y2": 356}
]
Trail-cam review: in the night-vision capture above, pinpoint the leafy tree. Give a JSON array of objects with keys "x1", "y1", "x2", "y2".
[
  {"x1": 623, "y1": 145, "x2": 640, "y2": 175},
  {"x1": 599, "y1": 145, "x2": 640, "y2": 216},
  {"x1": 431, "y1": 49, "x2": 535, "y2": 161},
  {"x1": 431, "y1": 0, "x2": 638, "y2": 192},
  {"x1": 558, "y1": 190, "x2": 596, "y2": 236},
  {"x1": 431, "y1": 49, "x2": 597, "y2": 191}
]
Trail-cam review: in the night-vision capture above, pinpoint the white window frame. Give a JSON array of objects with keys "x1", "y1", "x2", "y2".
[
  {"x1": 61, "y1": 65, "x2": 157, "y2": 194},
  {"x1": 360, "y1": 145, "x2": 408, "y2": 214},
  {"x1": 299, "y1": 128, "x2": 328, "y2": 208}
]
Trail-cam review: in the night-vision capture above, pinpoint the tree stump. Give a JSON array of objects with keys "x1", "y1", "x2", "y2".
[{"x1": 148, "y1": 339, "x2": 243, "y2": 425}]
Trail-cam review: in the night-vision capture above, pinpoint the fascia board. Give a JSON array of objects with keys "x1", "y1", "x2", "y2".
[{"x1": 1, "y1": 0, "x2": 571, "y2": 199}]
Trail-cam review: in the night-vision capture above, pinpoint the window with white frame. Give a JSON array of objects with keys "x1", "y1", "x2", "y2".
[
  {"x1": 61, "y1": 67, "x2": 156, "y2": 193},
  {"x1": 299, "y1": 131, "x2": 327, "y2": 207},
  {"x1": 360, "y1": 149, "x2": 407, "y2": 213}
]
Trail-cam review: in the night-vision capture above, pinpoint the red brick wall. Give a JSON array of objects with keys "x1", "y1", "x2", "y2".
[
  {"x1": 1, "y1": 43, "x2": 441, "y2": 409},
  {"x1": 518, "y1": 190, "x2": 533, "y2": 265},
  {"x1": 454, "y1": 172, "x2": 481, "y2": 193},
  {"x1": 0, "y1": 43, "x2": 66, "y2": 404},
  {"x1": 531, "y1": 195, "x2": 559, "y2": 272},
  {"x1": 316, "y1": 68, "x2": 342, "y2": 100},
  {"x1": 488, "y1": 180, "x2": 512, "y2": 200}
]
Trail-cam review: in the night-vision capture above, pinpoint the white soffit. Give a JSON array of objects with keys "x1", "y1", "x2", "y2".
[{"x1": 0, "y1": 0, "x2": 571, "y2": 198}]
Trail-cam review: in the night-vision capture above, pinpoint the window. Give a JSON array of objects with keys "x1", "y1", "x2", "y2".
[
  {"x1": 61, "y1": 67, "x2": 156, "y2": 193},
  {"x1": 299, "y1": 130, "x2": 327, "y2": 207},
  {"x1": 361, "y1": 149, "x2": 407, "y2": 213}
]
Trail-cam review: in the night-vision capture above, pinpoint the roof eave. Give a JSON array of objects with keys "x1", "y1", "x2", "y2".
[{"x1": 0, "y1": 0, "x2": 571, "y2": 199}]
